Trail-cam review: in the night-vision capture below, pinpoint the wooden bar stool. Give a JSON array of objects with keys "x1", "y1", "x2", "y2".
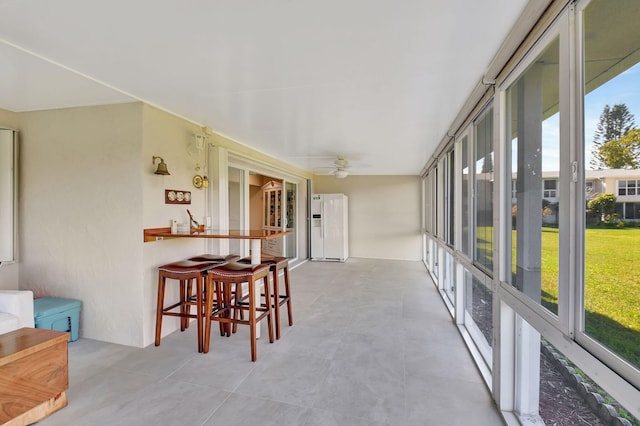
[
  {"x1": 203, "y1": 262, "x2": 274, "y2": 361},
  {"x1": 154, "y1": 260, "x2": 217, "y2": 352},
  {"x1": 238, "y1": 255, "x2": 293, "y2": 339},
  {"x1": 185, "y1": 254, "x2": 239, "y2": 336},
  {"x1": 184, "y1": 254, "x2": 240, "y2": 305}
]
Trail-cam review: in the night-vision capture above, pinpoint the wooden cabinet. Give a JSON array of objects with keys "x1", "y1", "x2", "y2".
[
  {"x1": 0, "y1": 328, "x2": 69, "y2": 425},
  {"x1": 262, "y1": 181, "x2": 283, "y2": 255},
  {"x1": 263, "y1": 184, "x2": 282, "y2": 228}
]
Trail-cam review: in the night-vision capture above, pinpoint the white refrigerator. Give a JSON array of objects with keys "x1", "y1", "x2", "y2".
[{"x1": 311, "y1": 193, "x2": 349, "y2": 262}]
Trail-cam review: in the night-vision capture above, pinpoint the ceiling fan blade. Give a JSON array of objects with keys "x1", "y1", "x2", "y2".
[{"x1": 312, "y1": 166, "x2": 336, "y2": 175}]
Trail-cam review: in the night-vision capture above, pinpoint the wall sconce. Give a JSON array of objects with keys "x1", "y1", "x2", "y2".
[
  {"x1": 152, "y1": 156, "x2": 170, "y2": 175},
  {"x1": 195, "y1": 135, "x2": 206, "y2": 150},
  {"x1": 192, "y1": 162, "x2": 209, "y2": 189},
  {"x1": 187, "y1": 134, "x2": 207, "y2": 156},
  {"x1": 193, "y1": 174, "x2": 209, "y2": 188}
]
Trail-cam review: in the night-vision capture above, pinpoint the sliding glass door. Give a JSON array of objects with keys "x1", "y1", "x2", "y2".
[{"x1": 284, "y1": 181, "x2": 297, "y2": 259}]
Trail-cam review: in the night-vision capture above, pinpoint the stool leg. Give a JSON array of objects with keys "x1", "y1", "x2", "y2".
[
  {"x1": 264, "y1": 274, "x2": 274, "y2": 344},
  {"x1": 215, "y1": 281, "x2": 225, "y2": 336},
  {"x1": 155, "y1": 275, "x2": 166, "y2": 346},
  {"x1": 180, "y1": 280, "x2": 187, "y2": 331},
  {"x1": 224, "y1": 282, "x2": 233, "y2": 337},
  {"x1": 272, "y1": 267, "x2": 281, "y2": 340},
  {"x1": 185, "y1": 279, "x2": 193, "y2": 331},
  {"x1": 196, "y1": 275, "x2": 203, "y2": 353},
  {"x1": 203, "y1": 276, "x2": 213, "y2": 354},
  {"x1": 248, "y1": 276, "x2": 257, "y2": 361},
  {"x1": 232, "y1": 282, "x2": 244, "y2": 335},
  {"x1": 283, "y1": 266, "x2": 293, "y2": 326}
]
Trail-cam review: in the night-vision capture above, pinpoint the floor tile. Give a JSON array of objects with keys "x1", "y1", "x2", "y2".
[
  {"x1": 312, "y1": 357, "x2": 406, "y2": 425},
  {"x1": 303, "y1": 408, "x2": 386, "y2": 426},
  {"x1": 235, "y1": 351, "x2": 331, "y2": 407},
  {"x1": 203, "y1": 393, "x2": 312, "y2": 426},
  {"x1": 36, "y1": 258, "x2": 503, "y2": 426}
]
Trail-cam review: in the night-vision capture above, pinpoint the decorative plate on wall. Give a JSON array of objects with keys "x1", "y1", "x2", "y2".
[{"x1": 165, "y1": 189, "x2": 191, "y2": 204}]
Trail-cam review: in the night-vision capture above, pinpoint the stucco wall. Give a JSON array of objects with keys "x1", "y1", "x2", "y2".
[
  {"x1": 15, "y1": 103, "x2": 212, "y2": 346},
  {"x1": 140, "y1": 104, "x2": 210, "y2": 347},
  {"x1": 18, "y1": 103, "x2": 144, "y2": 345},
  {"x1": 313, "y1": 175, "x2": 422, "y2": 261}
]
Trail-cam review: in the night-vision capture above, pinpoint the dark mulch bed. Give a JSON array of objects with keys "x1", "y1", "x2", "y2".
[
  {"x1": 469, "y1": 284, "x2": 606, "y2": 425},
  {"x1": 539, "y1": 347, "x2": 605, "y2": 426}
]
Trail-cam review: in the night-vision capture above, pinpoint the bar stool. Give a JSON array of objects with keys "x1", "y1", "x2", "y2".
[
  {"x1": 155, "y1": 260, "x2": 217, "y2": 352},
  {"x1": 203, "y1": 262, "x2": 274, "y2": 361},
  {"x1": 185, "y1": 254, "x2": 240, "y2": 336},
  {"x1": 184, "y1": 254, "x2": 239, "y2": 302},
  {"x1": 238, "y1": 255, "x2": 293, "y2": 339}
]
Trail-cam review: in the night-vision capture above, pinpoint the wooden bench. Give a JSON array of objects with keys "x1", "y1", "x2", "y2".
[{"x1": 0, "y1": 327, "x2": 69, "y2": 426}]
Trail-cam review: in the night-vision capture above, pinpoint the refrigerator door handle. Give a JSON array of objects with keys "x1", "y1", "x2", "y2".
[{"x1": 321, "y1": 202, "x2": 325, "y2": 239}]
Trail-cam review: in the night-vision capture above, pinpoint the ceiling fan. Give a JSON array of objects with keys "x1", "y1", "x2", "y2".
[{"x1": 313, "y1": 155, "x2": 351, "y2": 178}]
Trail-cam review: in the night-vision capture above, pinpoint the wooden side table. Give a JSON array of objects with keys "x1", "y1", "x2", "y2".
[{"x1": 0, "y1": 327, "x2": 69, "y2": 426}]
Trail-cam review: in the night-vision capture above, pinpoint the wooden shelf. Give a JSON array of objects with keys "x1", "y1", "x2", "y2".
[{"x1": 144, "y1": 227, "x2": 292, "y2": 243}]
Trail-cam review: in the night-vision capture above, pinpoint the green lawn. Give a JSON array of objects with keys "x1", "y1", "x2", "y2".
[
  {"x1": 482, "y1": 225, "x2": 639, "y2": 368},
  {"x1": 538, "y1": 227, "x2": 640, "y2": 368}
]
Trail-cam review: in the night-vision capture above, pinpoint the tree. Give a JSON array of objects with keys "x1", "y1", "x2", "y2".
[
  {"x1": 591, "y1": 104, "x2": 636, "y2": 169},
  {"x1": 587, "y1": 192, "x2": 616, "y2": 224},
  {"x1": 595, "y1": 129, "x2": 640, "y2": 169}
]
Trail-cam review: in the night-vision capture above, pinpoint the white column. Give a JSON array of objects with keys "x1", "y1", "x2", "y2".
[
  {"x1": 514, "y1": 62, "x2": 542, "y2": 419},
  {"x1": 250, "y1": 240, "x2": 261, "y2": 264},
  {"x1": 208, "y1": 146, "x2": 229, "y2": 255}
]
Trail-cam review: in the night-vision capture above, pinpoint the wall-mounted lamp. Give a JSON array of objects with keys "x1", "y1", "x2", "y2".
[
  {"x1": 195, "y1": 134, "x2": 206, "y2": 150},
  {"x1": 191, "y1": 161, "x2": 210, "y2": 189},
  {"x1": 152, "y1": 156, "x2": 170, "y2": 175},
  {"x1": 187, "y1": 134, "x2": 206, "y2": 156}
]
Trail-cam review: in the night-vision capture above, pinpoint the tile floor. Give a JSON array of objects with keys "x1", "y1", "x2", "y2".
[{"x1": 39, "y1": 258, "x2": 504, "y2": 426}]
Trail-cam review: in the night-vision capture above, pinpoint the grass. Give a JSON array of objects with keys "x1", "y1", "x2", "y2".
[
  {"x1": 537, "y1": 227, "x2": 640, "y2": 369},
  {"x1": 481, "y1": 225, "x2": 639, "y2": 368}
]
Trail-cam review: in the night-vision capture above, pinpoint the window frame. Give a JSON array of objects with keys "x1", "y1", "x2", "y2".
[
  {"x1": 472, "y1": 103, "x2": 496, "y2": 276},
  {"x1": 573, "y1": 0, "x2": 640, "y2": 393},
  {"x1": 543, "y1": 179, "x2": 558, "y2": 198},
  {"x1": 421, "y1": 0, "x2": 640, "y2": 418},
  {"x1": 618, "y1": 179, "x2": 639, "y2": 197},
  {"x1": 0, "y1": 128, "x2": 17, "y2": 263}
]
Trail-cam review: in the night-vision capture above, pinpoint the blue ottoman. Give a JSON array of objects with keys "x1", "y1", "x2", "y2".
[{"x1": 34, "y1": 297, "x2": 81, "y2": 342}]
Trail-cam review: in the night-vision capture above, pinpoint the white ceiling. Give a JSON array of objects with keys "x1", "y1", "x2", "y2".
[{"x1": 0, "y1": 0, "x2": 528, "y2": 175}]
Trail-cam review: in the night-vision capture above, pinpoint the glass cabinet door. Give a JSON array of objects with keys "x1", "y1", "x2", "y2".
[{"x1": 263, "y1": 185, "x2": 283, "y2": 229}]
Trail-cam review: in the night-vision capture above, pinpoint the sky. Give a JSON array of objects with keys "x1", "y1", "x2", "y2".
[
  {"x1": 584, "y1": 63, "x2": 640, "y2": 169},
  {"x1": 536, "y1": 62, "x2": 640, "y2": 172}
]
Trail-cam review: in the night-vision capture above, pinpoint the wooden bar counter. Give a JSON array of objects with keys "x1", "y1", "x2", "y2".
[
  {"x1": 143, "y1": 227, "x2": 292, "y2": 265},
  {"x1": 144, "y1": 227, "x2": 292, "y2": 243},
  {"x1": 0, "y1": 327, "x2": 69, "y2": 426}
]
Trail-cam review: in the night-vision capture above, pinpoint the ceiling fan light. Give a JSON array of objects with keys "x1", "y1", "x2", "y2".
[{"x1": 335, "y1": 169, "x2": 348, "y2": 179}]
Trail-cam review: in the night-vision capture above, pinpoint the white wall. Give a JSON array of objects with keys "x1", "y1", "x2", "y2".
[
  {"x1": 19, "y1": 103, "x2": 144, "y2": 345},
  {"x1": 314, "y1": 175, "x2": 422, "y2": 261},
  {"x1": 13, "y1": 103, "x2": 213, "y2": 346},
  {"x1": 140, "y1": 104, "x2": 210, "y2": 347},
  {"x1": 13, "y1": 102, "x2": 210, "y2": 346}
]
